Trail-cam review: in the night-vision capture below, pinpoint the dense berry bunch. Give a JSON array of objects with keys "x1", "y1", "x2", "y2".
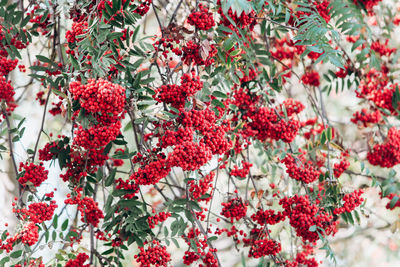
[
  {"x1": 334, "y1": 190, "x2": 364, "y2": 215},
  {"x1": 27, "y1": 201, "x2": 58, "y2": 224},
  {"x1": 230, "y1": 161, "x2": 252, "y2": 178},
  {"x1": 333, "y1": 158, "x2": 350, "y2": 178},
  {"x1": 221, "y1": 198, "x2": 248, "y2": 222},
  {"x1": 0, "y1": 56, "x2": 17, "y2": 76},
  {"x1": 280, "y1": 98, "x2": 305, "y2": 117},
  {"x1": 65, "y1": 21, "x2": 88, "y2": 44},
  {"x1": 282, "y1": 155, "x2": 320, "y2": 184},
  {"x1": 280, "y1": 195, "x2": 337, "y2": 243},
  {"x1": 356, "y1": 69, "x2": 395, "y2": 113},
  {"x1": 133, "y1": 0, "x2": 152, "y2": 16},
  {"x1": 182, "y1": 40, "x2": 217, "y2": 66},
  {"x1": 301, "y1": 71, "x2": 320, "y2": 87},
  {"x1": 351, "y1": 109, "x2": 381, "y2": 127},
  {"x1": 187, "y1": 4, "x2": 215, "y2": 31},
  {"x1": 65, "y1": 193, "x2": 104, "y2": 227},
  {"x1": 249, "y1": 238, "x2": 282, "y2": 258},
  {"x1": 248, "y1": 107, "x2": 301, "y2": 143},
  {"x1": 217, "y1": 0, "x2": 257, "y2": 31},
  {"x1": 168, "y1": 141, "x2": 212, "y2": 171},
  {"x1": 73, "y1": 121, "x2": 122, "y2": 149},
  {"x1": 65, "y1": 253, "x2": 89, "y2": 267},
  {"x1": 0, "y1": 76, "x2": 16, "y2": 115},
  {"x1": 367, "y1": 127, "x2": 400, "y2": 167},
  {"x1": 69, "y1": 78, "x2": 125, "y2": 116},
  {"x1": 18, "y1": 162, "x2": 48, "y2": 187},
  {"x1": 130, "y1": 158, "x2": 171, "y2": 185},
  {"x1": 134, "y1": 241, "x2": 171, "y2": 267},
  {"x1": 251, "y1": 209, "x2": 285, "y2": 226},
  {"x1": 148, "y1": 212, "x2": 171, "y2": 229},
  {"x1": 155, "y1": 72, "x2": 203, "y2": 108},
  {"x1": 188, "y1": 172, "x2": 214, "y2": 201},
  {"x1": 20, "y1": 222, "x2": 39, "y2": 246},
  {"x1": 183, "y1": 251, "x2": 200, "y2": 265}
]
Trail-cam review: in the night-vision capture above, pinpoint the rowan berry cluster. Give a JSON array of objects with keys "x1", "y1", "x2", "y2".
[
  {"x1": 230, "y1": 161, "x2": 252, "y2": 178},
  {"x1": 18, "y1": 162, "x2": 49, "y2": 187},
  {"x1": 29, "y1": 14, "x2": 51, "y2": 35},
  {"x1": 0, "y1": 76, "x2": 16, "y2": 117},
  {"x1": 280, "y1": 98, "x2": 305, "y2": 117},
  {"x1": 182, "y1": 40, "x2": 217, "y2": 66},
  {"x1": 187, "y1": 4, "x2": 215, "y2": 31},
  {"x1": 248, "y1": 107, "x2": 301, "y2": 143},
  {"x1": 367, "y1": 127, "x2": 400, "y2": 168},
  {"x1": 168, "y1": 141, "x2": 212, "y2": 171},
  {"x1": 0, "y1": 56, "x2": 17, "y2": 76},
  {"x1": 155, "y1": 72, "x2": 203, "y2": 108},
  {"x1": 65, "y1": 192, "x2": 104, "y2": 227},
  {"x1": 280, "y1": 195, "x2": 337, "y2": 243},
  {"x1": 133, "y1": 0, "x2": 152, "y2": 16},
  {"x1": 251, "y1": 209, "x2": 285, "y2": 226},
  {"x1": 334, "y1": 190, "x2": 364, "y2": 215},
  {"x1": 65, "y1": 253, "x2": 89, "y2": 267},
  {"x1": 301, "y1": 71, "x2": 321, "y2": 87},
  {"x1": 147, "y1": 212, "x2": 171, "y2": 229},
  {"x1": 249, "y1": 238, "x2": 282, "y2": 258},
  {"x1": 134, "y1": 241, "x2": 171, "y2": 267},
  {"x1": 217, "y1": 0, "x2": 257, "y2": 32},
  {"x1": 351, "y1": 109, "x2": 381, "y2": 127},
  {"x1": 356, "y1": 69, "x2": 395, "y2": 113},
  {"x1": 221, "y1": 198, "x2": 248, "y2": 222},
  {"x1": 66, "y1": 21, "x2": 88, "y2": 44},
  {"x1": 25, "y1": 201, "x2": 58, "y2": 224},
  {"x1": 20, "y1": 222, "x2": 39, "y2": 246},
  {"x1": 333, "y1": 158, "x2": 350, "y2": 178},
  {"x1": 69, "y1": 78, "x2": 125, "y2": 117},
  {"x1": 354, "y1": 0, "x2": 382, "y2": 11},
  {"x1": 130, "y1": 157, "x2": 171, "y2": 185},
  {"x1": 282, "y1": 154, "x2": 320, "y2": 184},
  {"x1": 188, "y1": 172, "x2": 214, "y2": 201},
  {"x1": 371, "y1": 40, "x2": 396, "y2": 57}
]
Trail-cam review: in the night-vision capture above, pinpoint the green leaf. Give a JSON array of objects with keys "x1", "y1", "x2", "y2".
[
  {"x1": 389, "y1": 196, "x2": 399, "y2": 209},
  {"x1": 10, "y1": 250, "x2": 22, "y2": 258},
  {"x1": 105, "y1": 168, "x2": 117, "y2": 187},
  {"x1": 62, "y1": 219, "x2": 69, "y2": 231},
  {"x1": 309, "y1": 225, "x2": 317, "y2": 232},
  {"x1": 211, "y1": 99, "x2": 225, "y2": 109}
]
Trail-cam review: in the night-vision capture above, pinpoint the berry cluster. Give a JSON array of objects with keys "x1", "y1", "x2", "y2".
[
  {"x1": 249, "y1": 238, "x2": 282, "y2": 258},
  {"x1": 221, "y1": 198, "x2": 248, "y2": 222},
  {"x1": 334, "y1": 190, "x2": 364, "y2": 215},
  {"x1": 280, "y1": 195, "x2": 337, "y2": 243},
  {"x1": 18, "y1": 162, "x2": 49, "y2": 187},
  {"x1": 367, "y1": 127, "x2": 400, "y2": 168},
  {"x1": 351, "y1": 109, "x2": 381, "y2": 127},
  {"x1": 134, "y1": 241, "x2": 171, "y2": 267},
  {"x1": 282, "y1": 154, "x2": 320, "y2": 184},
  {"x1": 188, "y1": 172, "x2": 214, "y2": 202},
  {"x1": 65, "y1": 253, "x2": 89, "y2": 267},
  {"x1": 333, "y1": 158, "x2": 350, "y2": 178},
  {"x1": 65, "y1": 192, "x2": 104, "y2": 227},
  {"x1": 20, "y1": 222, "x2": 39, "y2": 246},
  {"x1": 26, "y1": 201, "x2": 58, "y2": 224},
  {"x1": 301, "y1": 71, "x2": 320, "y2": 87},
  {"x1": 187, "y1": 4, "x2": 215, "y2": 31},
  {"x1": 230, "y1": 161, "x2": 252, "y2": 178},
  {"x1": 154, "y1": 72, "x2": 203, "y2": 108},
  {"x1": 147, "y1": 212, "x2": 171, "y2": 229},
  {"x1": 182, "y1": 40, "x2": 217, "y2": 66},
  {"x1": 251, "y1": 209, "x2": 285, "y2": 226}
]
